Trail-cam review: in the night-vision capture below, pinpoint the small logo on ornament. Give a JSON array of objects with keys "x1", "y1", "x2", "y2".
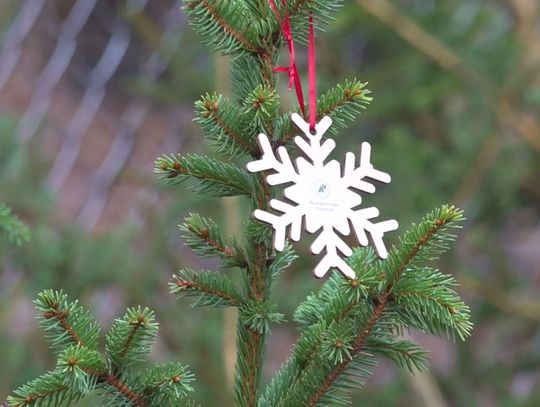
[{"x1": 314, "y1": 180, "x2": 331, "y2": 199}]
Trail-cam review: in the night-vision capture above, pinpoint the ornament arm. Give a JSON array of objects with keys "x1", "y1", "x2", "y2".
[
  {"x1": 348, "y1": 208, "x2": 399, "y2": 259},
  {"x1": 310, "y1": 226, "x2": 355, "y2": 279},
  {"x1": 253, "y1": 200, "x2": 305, "y2": 251},
  {"x1": 246, "y1": 134, "x2": 300, "y2": 185}
]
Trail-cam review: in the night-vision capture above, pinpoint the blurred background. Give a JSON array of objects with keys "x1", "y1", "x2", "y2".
[{"x1": 0, "y1": 0, "x2": 539, "y2": 405}]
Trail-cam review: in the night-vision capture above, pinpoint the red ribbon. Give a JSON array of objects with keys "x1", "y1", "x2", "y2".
[
  {"x1": 308, "y1": 13, "x2": 316, "y2": 131},
  {"x1": 268, "y1": 0, "x2": 315, "y2": 130},
  {"x1": 270, "y1": 0, "x2": 318, "y2": 129}
]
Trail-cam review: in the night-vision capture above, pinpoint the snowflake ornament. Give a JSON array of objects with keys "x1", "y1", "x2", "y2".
[{"x1": 247, "y1": 113, "x2": 398, "y2": 279}]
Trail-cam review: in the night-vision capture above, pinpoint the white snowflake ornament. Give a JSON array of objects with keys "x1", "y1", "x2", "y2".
[{"x1": 246, "y1": 113, "x2": 398, "y2": 279}]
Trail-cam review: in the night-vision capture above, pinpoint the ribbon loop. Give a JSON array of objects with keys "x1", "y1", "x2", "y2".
[
  {"x1": 269, "y1": 1, "x2": 317, "y2": 130},
  {"x1": 269, "y1": 0, "x2": 305, "y2": 116},
  {"x1": 308, "y1": 13, "x2": 316, "y2": 131}
]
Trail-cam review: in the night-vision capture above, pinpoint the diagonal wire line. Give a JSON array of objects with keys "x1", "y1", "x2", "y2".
[
  {"x1": 77, "y1": 3, "x2": 184, "y2": 230},
  {"x1": 0, "y1": 0, "x2": 46, "y2": 91},
  {"x1": 16, "y1": 0, "x2": 97, "y2": 143},
  {"x1": 45, "y1": 24, "x2": 131, "y2": 192},
  {"x1": 76, "y1": 103, "x2": 148, "y2": 230},
  {"x1": 46, "y1": 0, "x2": 150, "y2": 193}
]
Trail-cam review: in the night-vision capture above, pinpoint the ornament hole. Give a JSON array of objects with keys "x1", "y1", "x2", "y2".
[{"x1": 309, "y1": 127, "x2": 317, "y2": 135}]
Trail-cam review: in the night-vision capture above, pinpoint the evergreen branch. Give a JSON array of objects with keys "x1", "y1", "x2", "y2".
[
  {"x1": 195, "y1": 94, "x2": 258, "y2": 157},
  {"x1": 278, "y1": 80, "x2": 372, "y2": 144},
  {"x1": 142, "y1": 362, "x2": 195, "y2": 403},
  {"x1": 265, "y1": 206, "x2": 467, "y2": 405},
  {"x1": 170, "y1": 269, "x2": 244, "y2": 308},
  {"x1": 80, "y1": 363, "x2": 151, "y2": 406},
  {"x1": 267, "y1": 242, "x2": 297, "y2": 279},
  {"x1": 287, "y1": 0, "x2": 344, "y2": 19},
  {"x1": 231, "y1": 54, "x2": 274, "y2": 103},
  {"x1": 245, "y1": 218, "x2": 272, "y2": 246},
  {"x1": 321, "y1": 320, "x2": 356, "y2": 365},
  {"x1": 290, "y1": 321, "x2": 328, "y2": 369},
  {"x1": 343, "y1": 247, "x2": 386, "y2": 299},
  {"x1": 240, "y1": 300, "x2": 285, "y2": 334},
  {"x1": 155, "y1": 154, "x2": 253, "y2": 197},
  {"x1": 243, "y1": 1, "x2": 271, "y2": 18},
  {"x1": 257, "y1": 358, "x2": 299, "y2": 407},
  {"x1": 304, "y1": 205, "x2": 466, "y2": 406},
  {"x1": 0, "y1": 202, "x2": 30, "y2": 246},
  {"x1": 316, "y1": 80, "x2": 372, "y2": 136},
  {"x1": 231, "y1": 108, "x2": 276, "y2": 407},
  {"x1": 265, "y1": 336, "x2": 376, "y2": 407},
  {"x1": 293, "y1": 248, "x2": 380, "y2": 327},
  {"x1": 235, "y1": 196, "x2": 274, "y2": 405},
  {"x1": 383, "y1": 205, "x2": 465, "y2": 289},
  {"x1": 9, "y1": 290, "x2": 191, "y2": 407},
  {"x1": 234, "y1": 323, "x2": 264, "y2": 407},
  {"x1": 184, "y1": 0, "x2": 260, "y2": 54},
  {"x1": 365, "y1": 335, "x2": 430, "y2": 373},
  {"x1": 8, "y1": 375, "x2": 142, "y2": 407},
  {"x1": 106, "y1": 307, "x2": 159, "y2": 371},
  {"x1": 34, "y1": 290, "x2": 100, "y2": 353},
  {"x1": 268, "y1": 0, "x2": 345, "y2": 44},
  {"x1": 392, "y1": 268, "x2": 472, "y2": 340},
  {"x1": 100, "y1": 374, "x2": 147, "y2": 407},
  {"x1": 261, "y1": 257, "x2": 376, "y2": 404},
  {"x1": 58, "y1": 346, "x2": 105, "y2": 394},
  {"x1": 305, "y1": 297, "x2": 386, "y2": 407},
  {"x1": 77, "y1": 364, "x2": 148, "y2": 406},
  {"x1": 288, "y1": 0, "x2": 310, "y2": 16},
  {"x1": 242, "y1": 84, "x2": 279, "y2": 136},
  {"x1": 7, "y1": 371, "x2": 76, "y2": 407},
  {"x1": 180, "y1": 213, "x2": 248, "y2": 268},
  {"x1": 262, "y1": 295, "x2": 373, "y2": 405}
]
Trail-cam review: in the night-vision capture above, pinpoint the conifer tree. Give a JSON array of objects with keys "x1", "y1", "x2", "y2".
[{"x1": 9, "y1": 1, "x2": 472, "y2": 406}]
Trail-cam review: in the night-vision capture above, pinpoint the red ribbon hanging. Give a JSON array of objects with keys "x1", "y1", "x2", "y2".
[
  {"x1": 269, "y1": 0, "x2": 305, "y2": 117},
  {"x1": 307, "y1": 13, "x2": 316, "y2": 131},
  {"x1": 269, "y1": 1, "x2": 318, "y2": 131}
]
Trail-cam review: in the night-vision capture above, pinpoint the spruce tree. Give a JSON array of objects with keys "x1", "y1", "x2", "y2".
[{"x1": 8, "y1": 1, "x2": 472, "y2": 406}]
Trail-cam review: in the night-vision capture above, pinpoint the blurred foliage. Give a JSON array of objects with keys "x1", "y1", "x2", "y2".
[{"x1": 2, "y1": 0, "x2": 540, "y2": 406}]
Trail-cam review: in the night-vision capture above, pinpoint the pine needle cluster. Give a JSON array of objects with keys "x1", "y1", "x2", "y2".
[
  {"x1": 7, "y1": 291, "x2": 196, "y2": 406},
  {"x1": 8, "y1": 1, "x2": 472, "y2": 406}
]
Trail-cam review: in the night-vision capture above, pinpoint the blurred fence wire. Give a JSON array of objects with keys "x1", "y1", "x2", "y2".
[{"x1": 0, "y1": 0, "x2": 187, "y2": 231}]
